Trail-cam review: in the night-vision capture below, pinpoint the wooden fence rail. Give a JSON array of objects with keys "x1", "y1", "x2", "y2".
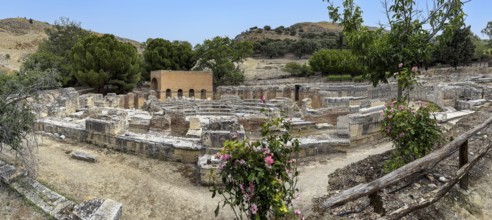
[{"x1": 321, "y1": 116, "x2": 492, "y2": 218}]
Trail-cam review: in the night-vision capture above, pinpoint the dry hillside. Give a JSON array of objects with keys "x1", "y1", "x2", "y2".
[
  {"x1": 0, "y1": 18, "x2": 50, "y2": 71},
  {"x1": 0, "y1": 17, "x2": 143, "y2": 72},
  {"x1": 235, "y1": 21, "x2": 343, "y2": 42}
]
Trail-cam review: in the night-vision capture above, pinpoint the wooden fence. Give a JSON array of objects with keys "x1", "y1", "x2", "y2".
[{"x1": 320, "y1": 116, "x2": 492, "y2": 219}]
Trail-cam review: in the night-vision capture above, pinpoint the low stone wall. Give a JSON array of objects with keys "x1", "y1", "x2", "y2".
[{"x1": 35, "y1": 119, "x2": 203, "y2": 163}]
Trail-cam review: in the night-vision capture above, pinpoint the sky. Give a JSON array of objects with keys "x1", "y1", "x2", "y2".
[{"x1": 0, "y1": 0, "x2": 490, "y2": 46}]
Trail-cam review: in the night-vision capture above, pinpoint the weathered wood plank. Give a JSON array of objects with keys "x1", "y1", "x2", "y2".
[
  {"x1": 380, "y1": 141, "x2": 491, "y2": 220},
  {"x1": 321, "y1": 116, "x2": 492, "y2": 210},
  {"x1": 459, "y1": 140, "x2": 469, "y2": 190}
]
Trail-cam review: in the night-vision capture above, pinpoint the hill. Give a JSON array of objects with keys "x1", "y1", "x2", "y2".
[
  {"x1": 0, "y1": 17, "x2": 143, "y2": 72},
  {"x1": 235, "y1": 21, "x2": 344, "y2": 42}
]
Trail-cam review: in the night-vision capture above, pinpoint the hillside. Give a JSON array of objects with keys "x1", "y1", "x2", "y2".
[
  {"x1": 0, "y1": 17, "x2": 143, "y2": 72},
  {"x1": 235, "y1": 21, "x2": 343, "y2": 42}
]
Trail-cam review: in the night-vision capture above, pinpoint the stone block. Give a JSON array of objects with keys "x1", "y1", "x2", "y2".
[{"x1": 71, "y1": 151, "x2": 97, "y2": 163}]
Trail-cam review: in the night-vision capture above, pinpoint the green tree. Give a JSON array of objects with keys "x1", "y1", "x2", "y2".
[
  {"x1": 194, "y1": 36, "x2": 253, "y2": 87},
  {"x1": 290, "y1": 39, "x2": 320, "y2": 59},
  {"x1": 482, "y1": 21, "x2": 492, "y2": 46},
  {"x1": 143, "y1": 38, "x2": 196, "y2": 80},
  {"x1": 263, "y1": 41, "x2": 288, "y2": 58},
  {"x1": 0, "y1": 69, "x2": 59, "y2": 173},
  {"x1": 22, "y1": 17, "x2": 90, "y2": 86},
  {"x1": 433, "y1": 26, "x2": 475, "y2": 69},
  {"x1": 263, "y1": 25, "x2": 271, "y2": 31},
  {"x1": 71, "y1": 34, "x2": 142, "y2": 93},
  {"x1": 326, "y1": 0, "x2": 466, "y2": 99}
]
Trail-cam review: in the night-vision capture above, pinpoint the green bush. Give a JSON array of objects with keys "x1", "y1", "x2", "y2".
[
  {"x1": 211, "y1": 116, "x2": 303, "y2": 219},
  {"x1": 283, "y1": 62, "x2": 313, "y2": 77},
  {"x1": 326, "y1": 74, "x2": 352, "y2": 81},
  {"x1": 309, "y1": 49, "x2": 364, "y2": 76},
  {"x1": 381, "y1": 100, "x2": 442, "y2": 172}
]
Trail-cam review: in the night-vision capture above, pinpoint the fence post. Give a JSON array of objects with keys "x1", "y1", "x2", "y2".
[
  {"x1": 459, "y1": 140, "x2": 469, "y2": 190},
  {"x1": 369, "y1": 191, "x2": 386, "y2": 216}
]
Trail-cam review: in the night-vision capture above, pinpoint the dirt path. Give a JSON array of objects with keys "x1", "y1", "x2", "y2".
[{"x1": 295, "y1": 142, "x2": 392, "y2": 216}]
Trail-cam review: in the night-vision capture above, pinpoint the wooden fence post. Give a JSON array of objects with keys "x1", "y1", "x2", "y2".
[
  {"x1": 459, "y1": 140, "x2": 469, "y2": 190},
  {"x1": 369, "y1": 192, "x2": 386, "y2": 216}
]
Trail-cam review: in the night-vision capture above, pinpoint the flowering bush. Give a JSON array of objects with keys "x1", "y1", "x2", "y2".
[
  {"x1": 211, "y1": 116, "x2": 303, "y2": 220},
  {"x1": 381, "y1": 100, "x2": 442, "y2": 172}
]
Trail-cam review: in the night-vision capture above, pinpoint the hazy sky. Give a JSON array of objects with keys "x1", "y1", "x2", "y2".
[{"x1": 0, "y1": 0, "x2": 490, "y2": 45}]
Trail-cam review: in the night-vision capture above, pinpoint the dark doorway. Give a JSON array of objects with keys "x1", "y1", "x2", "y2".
[
  {"x1": 151, "y1": 78, "x2": 158, "y2": 91},
  {"x1": 189, "y1": 89, "x2": 195, "y2": 98},
  {"x1": 295, "y1": 85, "x2": 301, "y2": 101},
  {"x1": 166, "y1": 89, "x2": 171, "y2": 98},
  {"x1": 201, "y1": 89, "x2": 207, "y2": 99},
  {"x1": 177, "y1": 89, "x2": 183, "y2": 98}
]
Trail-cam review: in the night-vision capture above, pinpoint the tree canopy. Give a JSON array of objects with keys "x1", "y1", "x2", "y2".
[
  {"x1": 194, "y1": 36, "x2": 253, "y2": 87},
  {"x1": 71, "y1": 34, "x2": 142, "y2": 93},
  {"x1": 143, "y1": 38, "x2": 196, "y2": 79},
  {"x1": 22, "y1": 17, "x2": 90, "y2": 86},
  {"x1": 433, "y1": 26, "x2": 475, "y2": 69},
  {"x1": 325, "y1": 0, "x2": 466, "y2": 98}
]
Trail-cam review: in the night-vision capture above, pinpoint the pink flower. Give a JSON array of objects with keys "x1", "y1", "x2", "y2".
[
  {"x1": 220, "y1": 154, "x2": 231, "y2": 161},
  {"x1": 250, "y1": 204, "x2": 258, "y2": 215},
  {"x1": 412, "y1": 66, "x2": 418, "y2": 72},
  {"x1": 265, "y1": 154, "x2": 274, "y2": 168},
  {"x1": 260, "y1": 96, "x2": 266, "y2": 104},
  {"x1": 294, "y1": 210, "x2": 302, "y2": 215},
  {"x1": 398, "y1": 63, "x2": 403, "y2": 68},
  {"x1": 398, "y1": 105, "x2": 404, "y2": 110}
]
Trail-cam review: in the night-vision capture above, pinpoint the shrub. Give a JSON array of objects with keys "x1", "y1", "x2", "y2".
[
  {"x1": 309, "y1": 49, "x2": 364, "y2": 76},
  {"x1": 283, "y1": 62, "x2": 313, "y2": 77},
  {"x1": 326, "y1": 74, "x2": 352, "y2": 81},
  {"x1": 381, "y1": 100, "x2": 442, "y2": 172},
  {"x1": 5, "y1": 54, "x2": 10, "y2": 60},
  {"x1": 264, "y1": 25, "x2": 271, "y2": 31},
  {"x1": 211, "y1": 116, "x2": 303, "y2": 219}
]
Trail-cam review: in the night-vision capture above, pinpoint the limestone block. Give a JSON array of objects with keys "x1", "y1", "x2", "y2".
[
  {"x1": 149, "y1": 115, "x2": 170, "y2": 131},
  {"x1": 71, "y1": 151, "x2": 97, "y2": 163},
  {"x1": 73, "y1": 198, "x2": 122, "y2": 220}
]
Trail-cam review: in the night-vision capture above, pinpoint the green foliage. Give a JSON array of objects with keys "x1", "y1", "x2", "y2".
[
  {"x1": 325, "y1": 0, "x2": 466, "y2": 94},
  {"x1": 71, "y1": 34, "x2": 142, "y2": 93},
  {"x1": 290, "y1": 39, "x2": 320, "y2": 59},
  {"x1": 4, "y1": 54, "x2": 10, "y2": 60},
  {"x1": 0, "y1": 69, "x2": 58, "y2": 152},
  {"x1": 433, "y1": 26, "x2": 475, "y2": 69},
  {"x1": 194, "y1": 36, "x2": 253, "y2": 87},
  {"x1": 211, "y1": 116, "x2": 302, "y2": 220},
  {"x1": 263, "y1": 25, "x2": 271, "y2": 31},
  {"x1": 309, "y1": 49, "x2": 364, "y2": 75},
  {"x1": 263, "y1": 41, "x2": 288, "y2": 59},
  {"x1": 22, "y1": 17, "x2": 90, "y2": 87},
  {"x1": 283, "y1": 62, "x2": 313, "y2": 77},
  {"x1": 326, "y1": 74, "x2": 352, "y2": 81},
  {"x1": 143, "y1": 38, "x2": 196, "y2": 80},
  {"x1": 471, "y1": 35, "x2": 491, "y2": 61},
  {"x1": 381, "y1": 100, "x2": 441, "y2": 172},
  {"x1": 482, "y1": 21, "x2": 492, "y2": 44}
]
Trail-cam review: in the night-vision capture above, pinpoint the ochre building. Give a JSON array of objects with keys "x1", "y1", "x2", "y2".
[{"x1": 150, "y1": 70, "x2": 213, "y2": 100}]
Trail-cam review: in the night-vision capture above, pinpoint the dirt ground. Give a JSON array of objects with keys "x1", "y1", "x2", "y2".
[
  {"x1": 0, "y1": 134, "x2": 392, "y2": 219},
  {"x1": 0, "y1": 182, "x2": 47, "y2": 220}
]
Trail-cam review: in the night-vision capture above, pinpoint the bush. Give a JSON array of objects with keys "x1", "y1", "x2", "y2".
[
  {"x1": 326, "y1": 74, "x2": 352, "y2": 81},
  {"x1": 5, "y1": 54, "x2": 10, "y2": 60},
  {"x1": 381, "y1": 100, "x2": 442, "y2": 172},
  {"x1": 264, "y1": 25, "x2": 271, "y2": 31},
  {"x1": 211, "y1": 116, "x2": 303, "y2": 219},
  {"x1": 283, "y1": 62, "x2": 313, "y2": 77},
  {"x1": 309, "y1": 49, "x2": 364, "y2": 75}
]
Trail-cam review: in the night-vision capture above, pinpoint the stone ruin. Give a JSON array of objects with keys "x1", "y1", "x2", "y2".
[{"x1": 29, "y1": 67, "x2": 492, "y2": 188}]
